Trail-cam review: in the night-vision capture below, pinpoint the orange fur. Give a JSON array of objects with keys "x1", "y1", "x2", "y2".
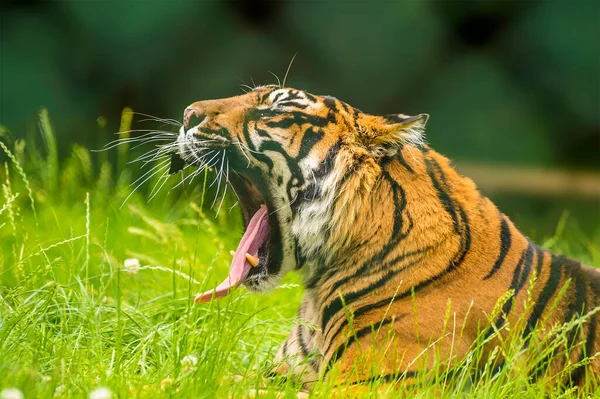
[{"x1": 182, "y1": 86, "x2": 600, "y2": 394}]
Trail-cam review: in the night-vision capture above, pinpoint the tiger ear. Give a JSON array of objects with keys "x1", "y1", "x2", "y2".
[{"x1": 364, "y1": 113, "x2": 429, "y2": 157}]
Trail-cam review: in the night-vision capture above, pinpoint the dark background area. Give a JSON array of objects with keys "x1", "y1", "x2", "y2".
[{"x1": 1, "y1": 0, "x2": 599, "y2": 237}]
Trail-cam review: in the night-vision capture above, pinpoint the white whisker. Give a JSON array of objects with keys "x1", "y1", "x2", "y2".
[
  {"x1": 171, "y1": 158, "x2": 210, "y2": 190},
  {"x1": 270, "y1": 192, "x2": 298, "y2": 217},
  {"x1": 210, "y1": 151, "x2": 226, "y2": 210},
  {"x1": 132, "y1": 112, "x2": 182, "y2": 127},
  {"x1": 235, "y1": 139, "x2": 252, "y2": 167},
  {"x1": 114, "y1": 128, "x2": 178, "y2": 136},
  {"x1": 269, "y1": 71, "x2": 282, "y2": 88},
  {"x1": 228, "y1": 201, "x2": 239, "y2": 213},
  {"x1": 215, "y1": 158, "x2": 229, "y2": 216},
  {"x1": 129, "y1": 158, "x2": 171, "y2": 189},
  {"x1": 96, "y1": 135, "x2": 175, "y2": 151},
  {"x1": 233, "y1": 140, "x2": 263, "y2": 155},
  {"x1": 128, "y1": 148, "x2": 170, "y2": 165},
  {"x1": 147, "y1": 169, "x2": 170, "y2": 202},
  {"x1": 129, "y1": 137, "x2": 176, "y2": 150},
  {"x1": 121, "y1": 162, "x2": 170, "y2": 208}
]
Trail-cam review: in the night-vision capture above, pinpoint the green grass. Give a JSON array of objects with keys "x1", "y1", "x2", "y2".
[{"x1": 0, "y1": 111, "x2": 599, "y2": 398}]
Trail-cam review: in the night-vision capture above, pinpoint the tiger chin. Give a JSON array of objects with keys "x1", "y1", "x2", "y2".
[{"x1": 171, "y1": 85, "x2": 600, "y2": 393}]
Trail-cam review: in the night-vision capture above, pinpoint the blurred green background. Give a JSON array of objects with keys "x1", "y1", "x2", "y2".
[{"x1": 1, "y1": 0, "x2": 599, "y2": 236}]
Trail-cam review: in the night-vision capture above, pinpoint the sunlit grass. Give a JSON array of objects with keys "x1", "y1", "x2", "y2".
[{"x1": 0, "y1": 112, "x2": 598, "y2": 398}]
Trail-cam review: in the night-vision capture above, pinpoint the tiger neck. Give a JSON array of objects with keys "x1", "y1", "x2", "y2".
[{"x1": 301, "y1": 145, "x2": 515, "y2": 293}]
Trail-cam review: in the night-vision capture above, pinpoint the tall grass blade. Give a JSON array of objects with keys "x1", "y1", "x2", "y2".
[{"x1": 38, "y1": 108, "x2": 59, "y2": 194}]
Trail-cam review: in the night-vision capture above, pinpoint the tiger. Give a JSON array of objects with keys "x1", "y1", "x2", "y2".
[{"x1": 170, "y1": 84, "x2": 600, "y2": 393}]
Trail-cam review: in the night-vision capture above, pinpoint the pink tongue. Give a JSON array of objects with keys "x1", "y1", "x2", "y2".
[{"x1": 195, "y1": 206, "x2": 270, "y2": 303}]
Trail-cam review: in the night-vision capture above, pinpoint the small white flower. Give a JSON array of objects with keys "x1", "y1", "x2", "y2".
[
  {"x1": 0, "y1": 388, "x2": 24, "y2": 399},
  {"x1": 123, "y1": 258, "x2": 140, "y2": 274},
  {"x1": 89, "y1": 387, "x2": 111, "y2": 399},
  {"x1": 181, "y1": 354, "x2": 198, "y2": 373},
  {"x1": 181, "y1": 354, "x2": 198, "y2": 367}
]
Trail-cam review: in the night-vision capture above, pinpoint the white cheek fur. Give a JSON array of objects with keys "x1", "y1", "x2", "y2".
[{"x1": 292, "y1": 168, "x2": 339, "y2": 260}]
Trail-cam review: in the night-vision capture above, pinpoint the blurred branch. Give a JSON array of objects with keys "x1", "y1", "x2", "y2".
[{"x1": 456, "y1": 163, "x2": 600, "y2": 199}]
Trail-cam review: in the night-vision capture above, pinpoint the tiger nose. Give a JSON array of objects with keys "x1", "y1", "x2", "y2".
[{"x1": 183, "y1": 106, "x2": 205, "y2": 131}]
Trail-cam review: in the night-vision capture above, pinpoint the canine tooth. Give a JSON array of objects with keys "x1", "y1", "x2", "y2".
[
  {"x1": 245, "y1": 253, "x2": 260, "y2": 267},
  {"x1": 230, "y1": 250, "x2": 236, "y2": 257}
]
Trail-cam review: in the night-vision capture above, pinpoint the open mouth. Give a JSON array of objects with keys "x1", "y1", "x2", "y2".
[{"x1": 173, "y1": 162, "x2": 276, "y2": 302}]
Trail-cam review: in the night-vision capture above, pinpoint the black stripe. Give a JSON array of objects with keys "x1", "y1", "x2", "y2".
[
  {"x1": 284, "y1": 90, "x2": 303, "y2": 101},
  {"x1": 265, "y1": 110, "x2": 333, "y2": 129},
  {"x1": 278, "y1": 101, "x2": 309, "y2": 109},
  {"x1": 529, "y1": 267, "x2": 566, "y2": 382},
  {"x1": 296, "y1": 301, "x2": 319, "y2": 372},
  {"x1": 256, "y1": 127, "x2": 271, "y2": 138},
  {"x1": 304, "y1": 92, "x2": 318, "y2": 103},
  {"x1": 326, "y1": 314, "x2": 406, "y2": 367},
  {"x1": 296, "y1": 326, "x2": 310, "y2": 358},
  {"x1": 301, "y1": 139, "x2": 342, "y2": 201},
  {"x1": 524, "y1": 253, "x2": 562, "y2": 337},
  {"x1": 483, "y1": 214, "x2": 512, "y2": 280},
  {"x1": 296, "y1": 126, "x2": 325, "y2": 160},
  {"x1": 534, "y1": 244, "x2": 545, "y2": 279},
  {"x1": 282, "y1": 338, "x2": 289, "y2": 358},
  {"x1": 305, "y1": 260, "x2": 326, "y2": 290},
  {"x1": 383, "y1": 114, "x2": 410, "y2": 124},
  {"x1": 568, "y1": 309, "x2": 596, "y2": 386},
  {"x1": 295, "y1": 244, "x2": 306, "y2": 271},
  {"x1": 257, "y1": 141, "x2": 299, "y2": 175},
  {"x1": 565, "y1": 268, "x2": 587, "y2": 325},
  {"x1": 340, "y1": 370, "x2": 418, "y2": 386},
  {"x1": 530, "y1": 261, "x2": 588, "y2": 384},
  {"x1": 312, "y1": 139, "x2": 342, "y2": 178},
  {"x1": 321, "y1": 96, "x2": 339, "y2": 113},
  {"x1": 336, "y1": 99, "x2": 355, "y2": 116},
  {"x1": 249, "y1": 143, "x2": 275, "y2": 171},
  {"x1": 242, "y1": 120, "x2": 275, "y2": 172},
  {"x1": 564, "y1": 269, "x2": 589, "y2": 386},
  {"x1": 259, "y1": 87, "x2": 277, "y2": 103},
  {"x1": 242, "y1": 119, "x2": 258, "y2": 152},
  {"x1": 272, "y1": 91, "x2": 285, "y2": 103},
  {"x1": 286, "y1": 127, "x2": 325, "y2": 201},
  {"x1": 297, "y1": 325, "x2": 320, "y2": 372},
  {"x1": 396, "y1": 150, "x2": 415, "y2": 173},
  {"x1": 426, "y1": 158, "x2": 459, "y2": 233},
  {"x1": 297, "y1": 302, "x2": 308, "y2": 358},
  {"x1": 513, "y1": 241, "x2": 534, "y2": 294},
  {"x1": 486, "y1": 242, "x2": 534, "y2": 339}
]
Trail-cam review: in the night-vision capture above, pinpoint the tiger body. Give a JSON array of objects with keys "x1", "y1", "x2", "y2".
[
  {"x1": 275, "y1": 145, "x2": 600, "y2": 387},
  {"x1": 175, "y1": 85, "x2": 600, "y2": 390}
]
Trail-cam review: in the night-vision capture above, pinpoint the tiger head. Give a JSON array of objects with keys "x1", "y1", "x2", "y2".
[{"x1": 173, "y1": 85, "x2": 428, "y2": 301}]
